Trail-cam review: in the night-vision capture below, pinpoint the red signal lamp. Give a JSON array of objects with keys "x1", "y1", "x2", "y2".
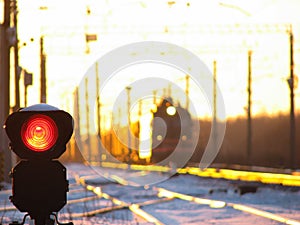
[
  {"x1": 5, "y1": 103, "x2": 73, "y2": 160},
  {"x1": 21, "y1": 114, "x2": 58, "y2": 152}
]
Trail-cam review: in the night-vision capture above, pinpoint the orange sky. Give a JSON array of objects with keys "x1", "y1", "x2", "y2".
[{"x1": 9, "y1": 0, "x2": 300, "y2": 120}]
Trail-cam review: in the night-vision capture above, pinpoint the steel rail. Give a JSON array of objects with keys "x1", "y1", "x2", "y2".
[
  {"x1": 75, "y1": 175, "x2": 170, "y2": 225},
  {"x1": 157, "y1": 187, "x2": 300, "y2": 225},
  {"x1": 92, "y1": 171, "x2": 300, "y2": 225}
]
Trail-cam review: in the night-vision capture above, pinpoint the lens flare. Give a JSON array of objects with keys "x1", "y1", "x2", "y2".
[{"x1": 21, "y1": 114, "x2": 58, "y2": 152}]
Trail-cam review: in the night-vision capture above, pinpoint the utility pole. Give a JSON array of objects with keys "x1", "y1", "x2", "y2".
[
  {"x1": 185, "y1": 75, "x2": 190, "y2": 111},
  {"x1": 24, "y1": 70, "x2": 33, "y2": 107},
  {"x1": 247, "y1": 50, "x2": 252, "y2": 165},
  {"x1": 12, "y1": 0, "x2": 20, "y2": 111},
  {"x1": 167, "y1": 83, "x2": 172, "y2": 97},
  {"x1": 73, "y1": 87, "x2": 82, "y2": 161},
  {"x1": 126, "y1": 86, "x2": 132, "y2": 164},
  {"x1": 163, "y1": 88, "x2": 166, "y2": 97},
  {"x1": 95, "y1": 62, "x2": 102, "y2": 165},
  {"x1": 40, "y1": 36, "x2": 46, "y2": 103},
  {"x1": 117, "y1": 107, "x2": 121, "y2": 157},
  {"x1": 109, "y1": 112, "x2": 113, "y2": 154},
  {"x1": 213, "y1": 60, "x2": 217, "y2": 151},
  {"x1": 96, "y1": 62, "x2": 101, "y2": 138},
  {"x1": 288, "y1": 25, "x2": 296, "y2": 169},
  {"x1": 153, "y1": 90, "x2": 157, "y2": 105},
  {"x1": 0, "y1": 0, "x2": 12, "y2": 182},
  {"x1": 85, "y1": 78, "x2": 91, "y2": 162},
  {"x1": 213, "y1": 61, "x2": 217, "y2": 124},
  {"x1": 138, "y1": 99, "x2": 142, "y2": 158}
]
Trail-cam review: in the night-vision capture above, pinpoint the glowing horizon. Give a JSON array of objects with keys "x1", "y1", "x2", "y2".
[{"x1": 12, "y1": 0, "x2": 300, "y2": 121}]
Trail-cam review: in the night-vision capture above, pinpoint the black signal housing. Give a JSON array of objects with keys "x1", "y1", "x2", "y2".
[
  {"x1": 5, "y1": 109, "x2": 73, "y2": 160},
  {"x1": 4, "y1": 103, "x2": 74, "y2": 223}
]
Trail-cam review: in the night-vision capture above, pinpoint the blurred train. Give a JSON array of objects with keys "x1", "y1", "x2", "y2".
[
  {"x1": 68, "y1": 88, "x2": 300, "y2": 170},
  {"x1": 151, "y1": 97, "x2": 193, "y2": 163}
]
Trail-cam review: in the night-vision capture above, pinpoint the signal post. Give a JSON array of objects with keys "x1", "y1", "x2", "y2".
[{"x1": 4, "y1": 103, "x2": 74, "y2": 225}]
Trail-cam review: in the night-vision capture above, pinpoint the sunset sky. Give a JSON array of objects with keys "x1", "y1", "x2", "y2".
[{"x1": 7, "y1": 0, "x2": 300, "y2": 122}]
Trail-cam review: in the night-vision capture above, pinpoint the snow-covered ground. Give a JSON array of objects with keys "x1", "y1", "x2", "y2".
[{"x1": 0, "y1": 163, "x2": 300, "y2": 225}]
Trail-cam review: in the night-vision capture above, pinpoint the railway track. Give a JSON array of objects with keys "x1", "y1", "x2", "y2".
[
  {"x1": 96, "y1": 161, "x2": 300, "y2": 187},
  {"x1": 0, "y1": 164, "x2": 300, "y2": 224},
  {"x1": 63, "y1": 165, "x2": 300, "y2": 225}
]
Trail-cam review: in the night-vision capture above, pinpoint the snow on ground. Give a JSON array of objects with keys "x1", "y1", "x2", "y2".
[{"x1": 0, "y1": 163, "x2": 300, "y2": 224}]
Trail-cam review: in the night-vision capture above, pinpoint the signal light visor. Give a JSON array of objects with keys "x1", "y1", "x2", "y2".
[{"x1": 21, "y1": 114, "x2": 58, "y2": 152}]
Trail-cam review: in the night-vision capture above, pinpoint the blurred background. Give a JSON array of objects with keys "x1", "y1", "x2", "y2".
[{"x1": 0, "y1": 0, "x2": 299, "y2": 181}]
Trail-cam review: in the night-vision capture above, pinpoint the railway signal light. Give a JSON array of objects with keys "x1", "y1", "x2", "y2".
[{"x1": 4, "y1": 103, "x2": 73, "y2": 224}]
